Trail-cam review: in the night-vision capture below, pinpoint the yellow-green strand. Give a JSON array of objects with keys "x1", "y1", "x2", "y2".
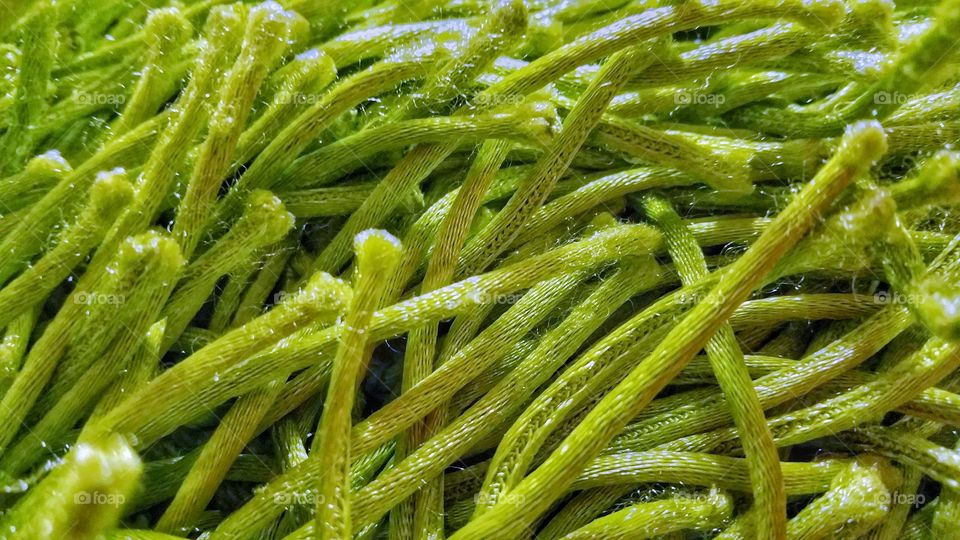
[{"x1": 314, "y1": 230, "x2": 401, "y2": 539}]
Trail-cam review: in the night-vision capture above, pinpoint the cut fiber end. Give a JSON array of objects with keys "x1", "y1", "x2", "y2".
[{"x1": 354, "y1": 229, "x2": 402, "y2": 274}]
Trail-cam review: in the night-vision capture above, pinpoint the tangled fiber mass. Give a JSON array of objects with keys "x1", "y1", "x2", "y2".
[{"x1": 1, "y1": 0, "x2": 960, "y2": 538}]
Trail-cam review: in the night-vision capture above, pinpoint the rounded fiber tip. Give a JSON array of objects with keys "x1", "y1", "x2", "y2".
[
  {"x1": 704, "y1": 488, "x2": 734, "y2": 521},
  {"x1": 584, "y1": 212, "x2": 619, "y2": 235},
  {"x1": 854, "y1": 455, "x2": 902, "y2": 491},
  {"x1": 72, "y1": 433, "x2": 142, "y2": 483},
  {"x1": 846, "y1": 0, "x2": 895, "y2": 32},
  {"x1": 927, "y1": 149, "x2": 960, "y2": 171},
  {"x1": 493, "y1": 0, "x2": 529, "y2": 31},
  {"x1": 243, "y1": 190, "x2": 296, "y2": 242},
  {"x1": 841, "y1": 120, "x2": 888, "y2": 162},
  {"x1": 248, "y1": 0, "x2": 292, "y2": 23},
  {"x1": 511, "y1": 96, "x2": 558, "y2": 141},
  {"x1": 145, "y1": 6, "x2": 185, "y2": 24},
  {"x1": 204, "y1": 3, "x2": 247, "y2": 41},
  {"x1": 295, "y1": 48, "x2": 323, "y2": 62},
  {"x1": 90, "y1": 167, "x2": 130, "y2": 196},
  {"x1": 26, "y1": 150, "x2": 72, "y2": 178},
  {"x1": 144, "y1": 7, "x2": 190, "y2": 45},
  {"x1": 119, "y1": 230, "x2": 186, "y2": 273},
  {"x1": 853, "y1": 187, "x2": 897, "y2": 233},
  {"x1": 641, "y1": 196, "x2": 672, "y2": 221},
  {"x1": 292, "y1": 48, "x2": 336, "y2": 81},
  {"x1": 913, "y1": 275, "x2": 960, "y2": 342},
  {"x1": 286, "y1": 12, "x2": 311, "y2": 48},
  {"x1": 146, "y1": 318, "x2": 167, "y2": 342},
  {"x1": 923, "y1": 151, "x2": 960, "y2": 201},
  {"x1": 247, "y1": 1, "x2": 301, "y2": 44},
  {"x1": 305, "y1": 53, "x2": 338, "y2": 94},
  {"x1": 354, "y1": 229, "x2": 402, "y2": 272},
  {"x1": 522, "y1": 15, "x2": 563, "y2": 57},
  {"x1": 87, "y1": 173, "x2": 134, "y2": 220},
  {"x1": 65, "y1": 434, "x2": 142, "y2": 535},
  {"x1": 297, "y1": 271, "x2": 354, "y2": 313},
  {"x1": 521, "y1": 94, "x2": 559, "y2": 122}
]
